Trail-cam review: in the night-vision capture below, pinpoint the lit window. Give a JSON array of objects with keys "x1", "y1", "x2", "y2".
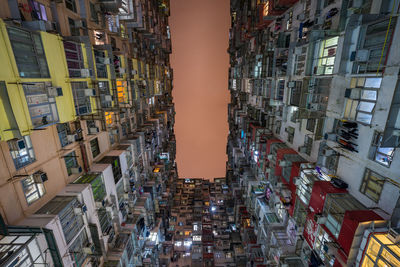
[
  {"x1": 8, "y1": 136, "x2": 36, "y2": 169},
  {"x1": 360, "y1": 168, "x2": 385, "y2": 203},
  {"x1": 174, "y1": 241, "x2": 182, "y2": 247},
  {"x1": 22, "y1": 175, "x2": 46, "y2": 205},
  {"x1": 184, "y1": 240, "x2": 192, "y2": 247},
  {"x1": 316, "y1": 36, "x2": 339, "y2": 75},
  {"x1": 369, "y1": 131, "x2": 395, "y2": 167},
  {"x1": 31, "y1": 1, "x2": 47, "y2": 21},
  {"x1": 193, "y1": 235, "x2": 201, "y2": 241}
]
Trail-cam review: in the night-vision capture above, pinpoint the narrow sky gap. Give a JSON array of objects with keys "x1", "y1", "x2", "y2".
[{"x1": 170, "y1": 0, "x2": 230, "y2": 180}]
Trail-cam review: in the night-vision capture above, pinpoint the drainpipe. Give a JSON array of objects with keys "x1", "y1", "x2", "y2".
[{"x1": 80, "y1": 143, "x2": 89, "y2": 173}]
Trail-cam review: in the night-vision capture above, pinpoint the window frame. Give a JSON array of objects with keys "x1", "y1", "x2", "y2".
[
  {"x1": 8, "y1": 136, "x2": 36, "y2": 170},
  {"x1": 64, "y1": 151, "x2": 78, "y2": 176},
  {"x1": 7, "y1": 26, "x2": 50, "y2": 78},
  {"x1": 65, "y1": 0, "x2": 77, "y2": 13},
  {"x1": 21, "y1": 175, "x2": 46, "y2": 205},
  {"x1": 359, "y1": 168, "x2": 385, "y2": 203},
  {"x1": 90, "y1": 138, "x2": 100, "y2": 159},
  {"x1": 369, "y1": 131, "x2": 395, "y2": 167},
  {"x1": 315, "y1": 36, "x2": 339, "y2": 75}
]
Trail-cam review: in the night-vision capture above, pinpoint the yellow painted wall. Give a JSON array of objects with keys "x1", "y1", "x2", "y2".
[{"x1": 41, "y1": 32, "x2": 76, "y2": 123}]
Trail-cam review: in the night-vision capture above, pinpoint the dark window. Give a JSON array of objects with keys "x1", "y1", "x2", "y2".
[
  {"x1": 94, "y1": 50, "x2": 108, "y2": 78},
  {"x1": 65, "y1": 0, "x2": 77, "y2": 12},
  {"x1": 63, "y1": 41, "x2": 84, "y2": 77},
  {"x1": 89, "y1": 2, "x2": 98, "y2": 24},
  {"x1": 90, "y1": 138, "x2": 100, "y2": 158},
  {"x1": 7, "y1": 26, "x2": 49, "y2": 78},
  {"x1": 68, "y1": 17, "x2": 80, "y2": 36},
  {"x1": 306, "y1": 119, "x2": 316, "y2": 132},
  {"x1": 360, "y1": 168, "x2": 385, "y2": 203}
]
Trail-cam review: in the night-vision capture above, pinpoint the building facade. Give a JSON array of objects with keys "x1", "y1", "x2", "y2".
[{"x1": 226, "y1": 0, "x2": 400, "y2": 266}]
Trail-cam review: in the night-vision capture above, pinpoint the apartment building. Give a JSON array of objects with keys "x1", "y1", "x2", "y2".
[
  {"x1": 227, "y1": 0, "x2": 400, "y2": 266},
  {"x1": 0, "y1": 0, "x2": 175, "y2": 266}
]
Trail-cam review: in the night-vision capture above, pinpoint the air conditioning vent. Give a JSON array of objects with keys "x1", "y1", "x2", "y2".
[
  {"x1": 388, "y1": 228, "x2": 400, "y2": 243},
  {"x1": 81, "y1": 68, "x2": 91, "y2": 77},
  {"x1": 67, "y1": 134, "x2": 77, "y2": 143},
  {"x1": 33, "y1": 171, "x2": 48, "y2": 183},
  {"x1": 82, "y1": 244, "x2": 95, "y2": 254},
  {"x1": 89, "y1": 127, "x2": 99, "y2": 134},
  {"x1": 355, "y1": 49, "x2": 369, "y2": 62},
  {"x1": 70, "y1": 166, "x2": 82, "y2": 174},
  {"x1": 279, "y1": 160, "x2": 291, "y2": 167},
  {"x1": 298, "y1": 146, "x2": 308, "y2": 153},
  {"x1": 84, "y1": 89, "x2": 96, "y2": 96},
  {"x1": 131, "y1": 70, "x2": 137, "y2": 75},
  {"x1": 47, "y1": 87, "x2": 63, "y2": 97},
  {"x1": 119, "y1": 67, "x2": 126, "y2": 74},
  {"x1": 103, "y1": 57, "x2": 111, "y2": 64}
]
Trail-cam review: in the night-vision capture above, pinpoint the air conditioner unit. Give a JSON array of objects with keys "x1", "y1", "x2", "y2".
[
  {"x1": 81, "y1": 68, "x2": 91, "y2": 77},
  {"x1": 112, "y1": 129, "x2": 118, "y2": 135},
  {"x1": 267, "y1": 155, "x2": 274, "y2": 160},
  {"x1": 297, "y1": 13, "x2": 305, "y2": 21},
  {"x1": 355, "y1": 49, "x2": 369, "y2": 62},
  {"x1": 95, "y1": 201, "x2": 103, "y2": 209},
  {"x1": 67, "y1": 134, "x2": 77, "y2": 143},
  {"x1": 89, "y1": 127, "x2": 99, "y2": 134},
  {"x1": 106, "y1": 206, "x2": 113, "y2": 212},
  {"x1": 103, "y1": 57, "x2": 111, "y2": 64},
  {"x1": 388, "y1": 228, "x2": 400, "y2": 243},
  {"x1": 279, "y1": 160, "x2": 291, "y2": 167},
  {"x1": 309, "y1": 103, "x2": 320, "y2": 111},
  {"x1": 47, "y1": 87, "x2": 63, "y2": 97},
  {"x1": 33, "y1": 171, "x2": 48, "y2": 183},
  {"x1": 70, "y1": 166, "x2": 82, "y2": 174},
  {"x1": 294, "y1": 177, "x2": 302, "y2": 186},
  {"x1": 298, "y1": 146, "x2": 308, "y2": 153},
  {"x1": 316, "y1": 215, "x2": 327, "y2": 224},
  {"x1": 287, "y1": 81, "x2": 295, "y2": 88},
  {"x1": 322, "y1": 148, "x2": 335, "y2": 156},
  {"x1": 74, "y1": 207, "x2": 83, "y2": 215},
  {"x1": 119, "y1": 68, "x2": 126, "y2": 74},
  {"x1": 131, "y1": 70, "x2": 137, "y2": 75},
  {"x1": 142, "y1": 80, "x2": 147, "y2": 86},
  {"x1": 82, "y1": 244, "x2": 95, "y2": 254},
  {"x1": 276, "y1": 182, "x2": 283, "y2": 189},
  {"x1": 84, "y1": 88, "x2": 96, "y2": 96},
  {"x1": 104, "y1": 95, "x2": 113, "y2": 101},
  {"x1": 74, "y1": 20, "x2": 85, "y2": 28}
]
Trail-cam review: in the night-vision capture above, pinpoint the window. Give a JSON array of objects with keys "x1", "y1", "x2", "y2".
[
  {"x1": 353, "y1": 19, "x2": 397, "y2": 74},
  {"x1": 94, "y1": 50, "x2": 108, "y2": 78},
  {"x1": 117, "y1": 80, "x2": 128, "y2": 103},
  {"x1": 315, "y1": 36, "x2": 339, "y2": 75},
  {"x1": 22, "y1": 174, "x2": 46, "y2": 205},
  {"x1": 64, "y1": 41, "x2": 84, "y2": 78},
  {"x1": 64, "y1": 151, "x2": 79, "y2": 176},
  {"x1": 68, "y1": 17, "x2": 80, "y2": 36},
  {"x1": 289, "y1": 81, "x2": 302, "y2": 106},
  {"x1": 8, "y1": 136, "x2": 35, "y2": 169},
  {"x1": 90, "y1": 138, "x2": 100, "y2": 158},
  {"x1": 23, "y1": 82, "x2": 59, "y2": 128},
  {"x1": 314, "y1": 227, "x2": 335, "y2": 266},
  {"x1": 65, "y1": 0, "x2": 77, "y2": 12},
  {"x1": 57, "y1": 123, "x2": 71, "y2": 147},
  {"x1": 31, "y1": 0, "x2": 47, "y2": 21},
  {"x1": 343, "y1": 77, "x2": 381, "y2": 125},
  {"x1": 369, "y1": 131, "x2": 395, "y2": 167},
  {"x1": 7, "y1": 26, "x2": 49, "y2": 78},
  {"x1": 99, "y1": 81, "x2": 112, "y2": 108},
  {"x1": 304, "y1": 135, "x2": 313, "y2": 155},
  {"x1": 325, "y1": 213, "x2": 341, "y2": 238},
  {"x1": 286, "y1": 126, "x2": 295, "y2": 143},
  {"x1": 306, "y1": 118, "x2": 316, "y2": 132},
  {"x1": 360, "y1": 168, "x2": 385, "y2": 203},
  {"x1": 89, "y1": 2, "x2": 98, "y2": 24},
  {"x1": 71, "y1": 82, "x2": 92, "y2": 115}
]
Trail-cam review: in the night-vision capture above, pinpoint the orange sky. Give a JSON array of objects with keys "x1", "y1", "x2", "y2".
[{"x1": 170, "y1": 0, "x2": 230, "y2": 180}]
